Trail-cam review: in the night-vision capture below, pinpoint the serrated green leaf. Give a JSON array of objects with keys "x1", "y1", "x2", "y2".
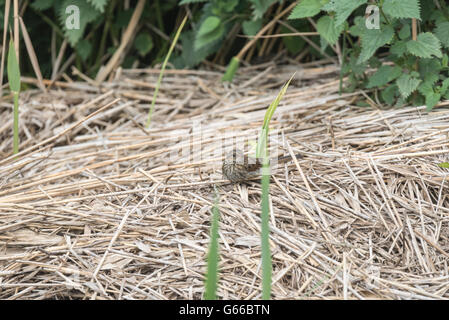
[
  {"x1": 381, "y1": 85, "x2": 397, "y2": 105},
  {"x1": 173, "y1": 30, "x2": 219, "y2": 68},
  {"x1": 76, "y1": 39, "x2": 92, "y2": 62},
  {"x1": 406, "y1": 32, "x2": 442, "y2": 58},
  {"x1": 396, "y1": 73, "x2": 421, "y2": 99},
  {"x1": 179, "y1": 0, "x2": 207, "y2": 4},
  {"x1": 334, "y1": 0, "x2": 367, "y2": 27},
  {"x1": 426, "y1": 92, "x2": 440, "y2": 110},
  {"x1": 288, "y1": 0, "x2": 324, "y2": 19},
  {"x1": 59, "y1": 0, "x2": 101, "y2": 46},
  {"x1": 134, "y1": 33, "x2": 153, "y2": 56},
  {"x1": 322, "y1": 0, "x2": 337, "y2": 12},
  {"x1": 7, "y1": 40, "x2": 21, "y2": 93},
  {"x1": 357, "y1": 25, "x2": 394, "y2": 64},
  {"x1": 390, "y1": 40, "x2": 407, "y2": 56},
  {"x1": 242, "y1": 19, "x2": 262, "y2": 36},
  {"x1": 31, "y1": 0, "x2": 56, "y2": 10},
  {"x1": 316, "y1": 15, "x2": 345, "y2": 45},
  {"x1": 366, "y1": 65, "x2": 402, "y2": 88},
  {"x1": 197, "y1": 16, "x2": 221, "y2": 37},
  {"x1": 383, "y1": 0, "x2": 420, "y2": 19},
  {"x1": 435, "y1": 21, "x2": 449, "y2": 48},
  {"x1": 86, "y1": 0, "x2": 107, "y2": 12}
]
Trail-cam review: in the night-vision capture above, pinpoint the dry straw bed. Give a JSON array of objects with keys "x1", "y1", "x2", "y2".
[{"x1": 1, "y1": 60, "x2": 449, "y2": 299}]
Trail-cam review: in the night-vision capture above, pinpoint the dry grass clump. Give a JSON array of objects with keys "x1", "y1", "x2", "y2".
[{"x1": 0, "y1": 61, "x2": 449, "y2": 299}]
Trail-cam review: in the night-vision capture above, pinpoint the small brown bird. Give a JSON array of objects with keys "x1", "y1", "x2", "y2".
[{"x1": 222, "y1": 149, "x2": 301, "y2": 183}]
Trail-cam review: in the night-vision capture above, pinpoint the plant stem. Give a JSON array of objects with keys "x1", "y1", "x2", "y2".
[{"x1": 13, "y1": 93, "x2": 19, "y2": 154}]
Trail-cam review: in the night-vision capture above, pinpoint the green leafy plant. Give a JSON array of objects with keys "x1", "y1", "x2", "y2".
[
  {"x1": 7, "y1": 39, "x2": 21, "y2": 154},
  {"x1": 146, "y1": 15, "x2": 187, "y2": 128},
  {"x1": 256, "y1": 73, "x2": 295, "y2": 300},
  {"x1": 289, "y1": 0, "x2": 449, "y2": 111}
]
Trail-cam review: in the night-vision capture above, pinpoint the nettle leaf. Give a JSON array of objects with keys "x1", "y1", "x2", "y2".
[
  {"x1": 396, "y1": 73, "x2": 421, "y2": 99},
  {"x1": 435, "y1": 21, "x2": 449, "y2": 48},
  {"x1": 31, "y1": 0, "x2": 56, "y2": 10},
  {"x1": 76, "y1": 39, "x2": 92, "y2": 62},
  {"x1": 250, "y1": 0, "x2": 277, "y2": 19},
  {"x1": 442, "y1": 54, "x2": 449, "y2": 67},
  {"x1": 406, "y1": 32, "x2": 442, "y2": 58},
  {"x1": 288, "y1": 0, "x2": 324, "y2": 19},
  {"x1": 423, "y1": 73, "x2": 439, "y2": 87},
  {"x1": 59, "y1": 0, "x2": 101, "y2": 46},
  {"x1": 334, "y1": 0, "x2": 367, "y2": 27},
  {"x1": 382, "y1": 85, "x2": 398, "y2": 105},
  {"x1": 195, "y1": 16, "x2": 224, "y2": 50},
  {"x1": 316, "y1": 15, "x2": 345, "y2": 45},
  {"x1": 366, "y1": 65, "x2": 402, "y2": 88},
  {"x1": 86, "y1": 0, "x2": 107, "y2": 13},
  {"x1": 383, "y1": 0, "x2": 420, "y2": 19},
  {"x1": 242, "y1": 19, "x2": 262, "y2": 36},
  {"x1": 357, "y1": 25, "x2": 394, "y2": 64},
  {"x1": 418, "y1": 80, "x2": 433, "y2": 95},
  {"x1": 134, "y1": 33, "x2": 154, "y2": 56},
  {"x1": 322, "y1": 0, "x2": 337, "y2": 12},
  {"x1": 425, "y1": 92, "x2": 441, "y2": 110}
]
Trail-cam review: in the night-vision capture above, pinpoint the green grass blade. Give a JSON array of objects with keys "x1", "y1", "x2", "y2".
[
  {"x1": 204, "y1": 189, "x2": 220, "y2": 300},
  {"x1": 146, "y1": 15, "x2": 188, "y2": 128},
  {"x1": 8, "y1": 39, "x2": 21, "y2": 154},
  {"x1": 221, "y1": 56, "x2": 240, "y2": 82},
  {"x1": 260, "y1": 156, "x2": 271, "y2": 300}
]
